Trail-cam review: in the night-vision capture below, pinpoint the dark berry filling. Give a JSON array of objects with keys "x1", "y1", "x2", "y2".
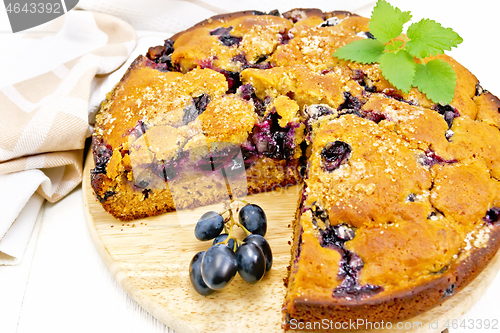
[
  {"x1": 267, "y1": 9, "x2": 280, "y2": 16},
  {"x1": 433, "y1": 104, "x2": 460, "y2": 129},
  {"x1": 418, "y1": 150, "x2": 457, "y2": 167},
  {"x1": 210, "y1": 26, "x2": 242, "y2": 47},
  {"x1": 146, "y1": 45, "x2": 165, "y2": 61},
  {"x1": 91, "y1": 140, "x2": 113, "y2": 175},
  {"x1": 442, "y1": 283, "x2": 456, "y2": 298},
  {"x1": 210, "y1": 26, "x2": 233, "y2": 36},
  {"x1": 338, "y1": 92, "x2": 363, "y2": 117},
  {"x1": 241, "y1": 146, "x2": 258, "y2": 169},
  {"x1": 305, "y1": 104, "x2": 335, "y2": 120},
  {"x1": 316, "y1": 211, "x2": 383, "y2": 299},
  {"x1": 352, "y1": 70, "x2": 376, "y2": 92},
  {"x1": 484, "y1": 207, "x2": 500, "y2": 224},
  {"x1": 319, "y1": 17, "x2": 342, "y2": 27},
  {"x1": 238, "y1": 84, "x2": 255, "y2": 101},
  {"x1": 320, "y1": 223, "x2": 355, "y2": 249},
  {"x1": 321, "y1": 141, "x2": 352, "y2": 172},
  {"x1": 164, "y1": 39, "x2": 174, "y2": 55},
  {"x1": 382, "y1": 88, "x2": 417, "y2": 105},
  {"x1": 252, "y1": 110, "x2": 297, "y2": 160},
  {"x1": 283, "y1": 10, "x2": 306, "y2": 23},
  {"x1": 231, "y1": 52, "x2": 273, "y2": 70},
  {"x1": 406, "y1": 193, "x2": 417, "y2": 202},
  {"x1": 97, "y1": 190, "x2": 116, "y2": 203},
  {"x1": 237, "y1": 84, "x2": 270, "y2": 117},
  {"x1": 279, "y1": 30, "x2": 294, "y2": 44},
  {"x1": 183, "y1": 94, "x2": 211, "y2": 124},
  {"x1": 475, "y1": 83, "x2": 485, "y2": 96},
  {"x1": 145, "y1": 39, "x2": 177, "y2": 71},
  {"x1": 311, "y1": 201, "x2": 329, "y2": 225},
  {"x1": 220, "y1": 70, "x2": 242, "y2": 93},
  {"x1": 363, "y1": 110, "x2": 386, "y2": 123},
  {"x1": 334, "y1": 280, "x2": 383, "y2": 299}
]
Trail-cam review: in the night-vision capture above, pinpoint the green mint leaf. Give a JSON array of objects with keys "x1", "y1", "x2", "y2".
[
  {"x1": 369, "y1": 0, "x2": 412, "y2": 43},
  {"x1": 413, "y1": 59, "x2": 457, "y2": 104},
  {"x1": 406, "y1": 19, "x2": 463, "y2": 58},
  {"x1": 334, "y1": 39, "x2": 385, "y2": 64},
  {"x1": 385, "y1": 40, "x2": 404, "y2": 52},
  {"x1": 379, "y1": 50, "x2": 415, "y2": 93}
]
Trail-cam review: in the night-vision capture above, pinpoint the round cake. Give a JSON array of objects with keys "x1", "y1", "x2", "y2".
[{"x1": 90, "y1": 8, "x2": 500, "y2": 330}]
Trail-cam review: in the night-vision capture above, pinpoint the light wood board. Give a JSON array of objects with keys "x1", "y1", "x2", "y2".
[{"x1": 83, "y1": 151, "x2": 500, "y2": 333}]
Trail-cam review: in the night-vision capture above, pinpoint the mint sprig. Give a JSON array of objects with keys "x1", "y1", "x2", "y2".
[
  {"x1": 333, "y1": 0, "x2": 463, "y2": 105},
  {"x1": 369, "y1": 0, "x2": 411, "y2": 43}
]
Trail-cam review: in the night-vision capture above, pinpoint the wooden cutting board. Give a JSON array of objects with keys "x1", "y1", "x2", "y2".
[{"x1": 82, "y1": 151, "x2": 500, "y2": 333}]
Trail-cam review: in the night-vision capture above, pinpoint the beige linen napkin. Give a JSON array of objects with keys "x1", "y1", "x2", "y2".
[{"x1": 0, "y1": 10, "x2": 136, "y2": 264}]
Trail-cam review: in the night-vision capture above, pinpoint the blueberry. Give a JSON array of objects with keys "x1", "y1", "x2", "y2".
[
  {"x1": 164, "y1": 39, "x2": 174, "y2": 55},
  {"x1": 406, "y1": 193, "x2": 417, "y2": 202},
  {"x1": 189, "y1": 251, "x2": 215, "y2": 296},
  {"x1": 270, "y1": 131, "x2": 287, "y2": 159},
  {"x1": 182, "y1": 104, "x2": 199, "y2": 124},
  {"x1": 195, "y1": 211, "x2": 224, "y2": 241},
  {"x1": 362, "y1": 111, "x2": 386, "y2": 123},
  {"x1": 209, "y1": 26, "x2": 242, "y2": 47},
  {"x1": 321, "y1": 141, "x2": 352, "y2": 172},
  {"x1": 338, "y1": 92, "x2": 363, "y2": 113},
  {"x1": 219, "y1": 70, "x2": 241, "y2": 93},
  {"x1": 484, "y1": 207, "x2": 500, "y2": 224},
  {"x1": 238, "y1": 84, "x2": 255, "y2": 101},
  {"x1": 443, "y1": 110, "x2": 456, "y2": 128},
  {"x1": 334, "y1": 283, "x2": 383, "y2": 298},
  {"x1": 434, "y1": 104, "x2": 459, "y2": 128}
]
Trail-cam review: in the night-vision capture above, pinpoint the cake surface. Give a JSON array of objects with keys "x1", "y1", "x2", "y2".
[{"x1": 91, "y1": 8, "x2": 500, "y2": 330}]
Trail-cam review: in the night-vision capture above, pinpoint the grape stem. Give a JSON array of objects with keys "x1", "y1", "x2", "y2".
[{"x1": 219, "y1": 197, "x2": 251, "y2": 247}]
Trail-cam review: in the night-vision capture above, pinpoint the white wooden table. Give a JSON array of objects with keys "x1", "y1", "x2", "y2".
[{"x1": 1, "y1": 1, "x2": 500, "y2": 332}]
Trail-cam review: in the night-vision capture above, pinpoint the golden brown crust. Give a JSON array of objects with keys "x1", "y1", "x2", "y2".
[{"x1": 284, "y1": 224, "x2": 500, "y2": 330}]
